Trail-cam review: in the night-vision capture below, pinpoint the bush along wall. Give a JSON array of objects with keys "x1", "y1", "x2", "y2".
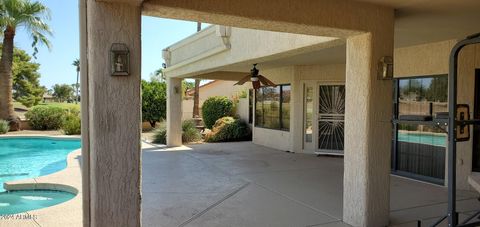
[
  {"x1": 201, "y1": 96, "x2": 234, "y2": 129},
  {"x1": 24, "y1": 106, "x2": 81, "y2": 134},
  {"x1": 205, "y1": 117, "x2": 252, "y2": 142},
  {"x1": 25, "y1": 105, "x2": 66, "y2": 130},
  {"x1": 0, "y1": 120, "x2": 9, "y2": 134},
  {"x1": 62, "y1": 108, "x2": 81, "y2": 135},
  {"x1": 152, "y1": 120, "x2": 202, "y2": 144}
]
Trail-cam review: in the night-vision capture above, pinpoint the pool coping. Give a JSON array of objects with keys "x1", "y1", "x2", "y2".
[{"x1": 1, "y1": 135, "x2": 82, "y2": 227}]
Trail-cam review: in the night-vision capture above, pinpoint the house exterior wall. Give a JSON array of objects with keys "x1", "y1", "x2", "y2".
[
  {"x1": 292, "y1": 64, "x2": 346, "y2": 154},
  {"x1": 252, "y1": 66, "x2": 295, "y2": 151},
  {"x1": 394, "y1": 40, "x2": 480, "y2": 189},
  {"x1": 170, "y1": 37, "x2": 480, "y2": 190},
  {"x1": 182, "y1": 80, "x2": 251, "y2": 121},
  {"x1": 249, "y1": 39, "x2": 480, "y2": 190},
  {"x1": 251, "y1": 64, "x2": 346, "y2": 153}
]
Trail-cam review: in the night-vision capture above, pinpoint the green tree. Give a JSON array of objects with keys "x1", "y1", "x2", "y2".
[
  {"x1": 142, "y1": 80, "x2": 166, "y2": 128},
  {"x1": 10, "y1": 47, "x2": 44, "y2": 107},
  {"x1": 72, "y1": 59, "x2": 80, "y2": 103},
  {"x1": 0, "y1": 0, "x2": 52, "y2": 121},
  {"x1": 150, "y1": 68, "x2": 165, "y2": 82},
  {"x1": 52, "y1": 84, "x2": 74, "y2": 102},
  {"x1": 182, "y1": 80, "x2": 194, "y2": 94},
  {"x1": 426, "y1": 77, "x2": 448, "y2": 102}
]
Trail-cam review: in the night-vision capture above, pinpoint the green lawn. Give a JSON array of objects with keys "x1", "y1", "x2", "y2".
[
  {"x1": 38, "y1": 102, "x2": 80, "y2": 110},
  {"x1": 13, "y1": 101, "x2": 80, "y2": 111},
  {"x1": 13, "y1": 101, "x2": 29, "y2": 110}
]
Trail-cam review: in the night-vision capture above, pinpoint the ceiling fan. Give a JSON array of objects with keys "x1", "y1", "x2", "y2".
[{"x1": 234, "y1": 64, "x2": 276, "y2": 89}]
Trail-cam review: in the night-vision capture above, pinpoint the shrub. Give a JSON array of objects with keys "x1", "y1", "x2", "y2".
[
  {"x1": 142, "y1": 80, "x2": 166, "y2": 128},
  {"x1": 25, "y1": 105, "x2": 65, "y2": 130},
  {"x1": 62, "y1": 109, "x2": 81, "y2": 135},
  {"x1": 205, "y1": 117, "x2": 251, "y2": 142},
  {"x1": 202, "y1": 96, "x2": 234, "y2": 129},
  {"x1": 182, "y1": 120, "x2": 201, "y2": 143},
  {"x1": 152, "y1": 120, "x2": 202, "y2": 144},
  {"x1": 0, "y1": 120, "x2": 9, "y2": 134},
  {"x1": 152, "y1": 127, "x2": 167, "y2": 144}
]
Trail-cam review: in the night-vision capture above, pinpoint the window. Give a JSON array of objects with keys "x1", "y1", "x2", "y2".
[
  {"x1": 392, "y1": 75, "x2": 448, "y2": 184},
  {"x1": 255, "y1": 84, "x2": 290, "y2": 130},
  {"x1": 398, "y1": 75, "x2": 448, "y2": 116}
]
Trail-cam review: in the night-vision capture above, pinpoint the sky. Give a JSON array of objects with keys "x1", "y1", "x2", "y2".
[{"x1": 14, "y1": 0, "x2": 202, "y2": 89}]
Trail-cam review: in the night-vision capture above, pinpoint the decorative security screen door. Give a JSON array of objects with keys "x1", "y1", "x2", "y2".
[{"x1": 317, "y1": 85, "x2": 345, "y2": 154}]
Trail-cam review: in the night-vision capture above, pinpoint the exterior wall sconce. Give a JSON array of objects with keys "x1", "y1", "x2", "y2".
[
  {"x1": 110, "y1": 43, "x2": 130, "y2": 76},
  {"x1": 174, "y1": 86, "x2": 180, "y2": 94},
  {"x1": 378, "y1": 56, "x2": 393, "y2": 80}
]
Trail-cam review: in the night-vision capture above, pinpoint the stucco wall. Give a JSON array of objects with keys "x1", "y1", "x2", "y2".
[
  {"x1": 164, "y1": 25, "x2": 340, "y2": 78},
  {"x1": 394, "y1": 40, "x2": 457, "y2": 77},
  {"x1": 197, "y1": 80, "x2": 250, "y2": 102},
  {"x1": 251, "y1": 64, "x2": 346, "y2": 153},
  {"x1": 236, "y1": 98, "x2": 250, "y2": 124},
  {"x1": 252, "y1": 66, "x2": 295, "y2": 151},
  {"x1": 182, "y1": 80, "x2": 251, "y2": 121},
  {"x1": 394, "y1": 40, "x2": 480, "y2": 189}
]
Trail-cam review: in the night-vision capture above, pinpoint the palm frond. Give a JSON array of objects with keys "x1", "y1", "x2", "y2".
[{"x1": 0, "y1": 0, "x2": 52, "y2": 58}]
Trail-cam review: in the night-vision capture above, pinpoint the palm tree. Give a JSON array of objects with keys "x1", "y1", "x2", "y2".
[
  {"x1": 0, "y1": 0, "x2": 52, "y2": 123},
  {"x1": 193, "y1": 22, "x2": 202, "y2": 118},
  {"x1": 72, "y1": 59, "x2": 80, "y2": 103}
]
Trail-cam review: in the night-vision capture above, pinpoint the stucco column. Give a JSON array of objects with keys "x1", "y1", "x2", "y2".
[
  {"x1": 167, "y1": 77, "x2": 183, "y2": 146},
  {"x1": 83, "y1": 1, "x2": 141, "y2": 227},
  {"x1": 343, "y1": 20, "x2": 394, "y2": 226}
]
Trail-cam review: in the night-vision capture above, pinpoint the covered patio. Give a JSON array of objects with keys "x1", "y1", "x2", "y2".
[
  {"x1": 141, "y1": 142, "x2": 480, "y2": 227},
  {"x1": 79, "y1": 0, "x2": 480, "y2": 226}
]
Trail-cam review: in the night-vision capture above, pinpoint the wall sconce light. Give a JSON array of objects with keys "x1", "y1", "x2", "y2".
[
  {"x1": 378, "y1": 56, "x2": 393, "y2": 80},
  {"x1": 174, "y1": 86, "x2": 180, "y2": 94},
  {"x1": 110, "y1": 43, "x2": 130, "y2": 76}
]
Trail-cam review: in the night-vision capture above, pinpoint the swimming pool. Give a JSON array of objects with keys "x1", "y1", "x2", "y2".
[
  {"x1": 0, "y1": 137, "x2": 81, "y2": 192},
  {"x1": 0, "y1": 190, "x2": 76, "y2": 215},
  {"x1": 398, "y1": 131, "x2": 446, "y2": 147}
]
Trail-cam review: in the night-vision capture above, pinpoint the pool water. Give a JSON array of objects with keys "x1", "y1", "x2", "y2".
[
  {"x1": 398, "y1": 132, "x2": 446, "y2": 147},
  {"x1": 0, "y1": 190, "x2": 75, "y2": 214},
  {"x1": 0, "y1": 138, "x2": 81, "y2": 192}
]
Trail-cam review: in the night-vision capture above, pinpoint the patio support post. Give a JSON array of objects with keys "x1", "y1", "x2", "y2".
[
  {"x1": 343, "y1": 17, "x2": 394, "y2": 227},
  {"x1": 82, "y1": 1, "x2": 142, "y2": 226},
  {"x1": 167, "y1": 77, "x2": 183, "y2": 146}
]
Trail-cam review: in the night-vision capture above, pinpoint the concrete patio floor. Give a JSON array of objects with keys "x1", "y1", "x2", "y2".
[{"x1": 141, "y1": 142, "x2": 480, "y2": 227}]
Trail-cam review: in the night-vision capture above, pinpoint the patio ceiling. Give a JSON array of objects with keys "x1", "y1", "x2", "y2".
[
  {"x1": 144, "y1": 0, "x2": 480, "y2": 48},
  {"x1": 218, "y1": 44, "x2": 346, "y2": 73}
]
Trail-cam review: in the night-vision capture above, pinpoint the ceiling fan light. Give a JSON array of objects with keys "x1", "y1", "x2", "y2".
[{"x1": 251, "y1": 76, "x2": 259, "y2": 82}]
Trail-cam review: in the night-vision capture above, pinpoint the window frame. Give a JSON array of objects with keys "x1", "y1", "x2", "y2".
[
  {"x1": 254, "y1": 84, "x2": 291, "y2": 131},
  {"x1": 391, "y1": 74, "x2": 448, "y2": 185}
]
